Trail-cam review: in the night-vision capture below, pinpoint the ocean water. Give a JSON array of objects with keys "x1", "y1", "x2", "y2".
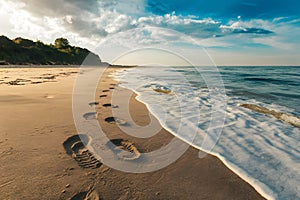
[{"x1": 113, "y1": 66, "x2": 300, "y2": 200}]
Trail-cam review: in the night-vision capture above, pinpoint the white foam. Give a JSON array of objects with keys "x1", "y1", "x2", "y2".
[{"x1": 112, "y1": 66, "x2": 300, "y2": 200}]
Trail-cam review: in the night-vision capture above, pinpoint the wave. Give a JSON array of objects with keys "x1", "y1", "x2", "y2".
[
  {"x1": 270, "y1": 92, "x2": 300, "y2": 99},
  {"x1": 244, "y1": 77, "x2": 299, "y2": 86},
  {"x1": 112, "y1": 66, "x2": 300, "y2": 200},
  {"x1": 227, "y1": 90, "x2": 278, "y2": 100}
]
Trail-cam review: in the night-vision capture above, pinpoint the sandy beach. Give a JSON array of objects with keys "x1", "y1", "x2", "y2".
[{"x1": 0, "y1": 66, "x2": 264, "y2": 200}]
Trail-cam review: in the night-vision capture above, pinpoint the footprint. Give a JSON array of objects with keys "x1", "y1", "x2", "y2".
[
  {"x1": 0, "y1": 147, "x2": 14, "y2": 156},
  {"x1": 31, "y1": 81, "x2": 43, "y2": 84},
  {"x1": 103, "y1": 103, "x2": 119, "y2": 108},
  {"x1": 63, "y1": 135, "x2": 102, "y2": 169},
  {"x1": 71, "y1": 186, "x2": 99, "y2": 200},
  {"x1": 107, "y1": 139, "x2": 141, "y2": 161},
  {"x1": 102, "y1": 90, "x2": 109, "y2": 92},
  {"x1": 71, "y1": 142, "x2": 102, "y2": 169},
  {"x1": 104, "y1": 117, "x2": 115, "y2": 123},
  {"x1": 88, "y1": 102, "x2": 99, "y2": 107},
  {"x1": 8, "y1": 80, "x2": 25, "y2": 85},
  {"x1": 42, "y1": 75, "x2": 56, "y2": 80},
  {"x1": 83, "y1": 112, "x2": 97, "y2": 120},
  {"x1": 104, "y1": 117, "x2": 128, "y2": 126}
]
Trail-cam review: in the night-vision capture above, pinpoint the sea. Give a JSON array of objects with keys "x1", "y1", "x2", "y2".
[{"x1": 113, "y1": 66, "x2": 300, "y2": 200}]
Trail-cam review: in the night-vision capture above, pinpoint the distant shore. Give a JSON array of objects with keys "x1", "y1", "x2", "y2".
[{"x1": 0, "y1": 63, "x2": 134, "y2": 68}]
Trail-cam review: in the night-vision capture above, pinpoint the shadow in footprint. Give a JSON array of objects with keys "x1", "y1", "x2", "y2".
[
  {"x1": 102, "y1": 90, "x2": 109, "y2": 92},
  {"x1": 99, "y1": 95, "x2": 107, "y2": 98},
  {"x1": 88, "y1": 102, "x2": 99, "y2": 107},
  {"x1": 83, "y1": 112, "x2": 97, "y2": 120},
  {"x1": 71, "y1": 191, "x2": 87, "y2": 200},
  {"x1": 103, "y1": 103, "x2": 112, "y2": 107},
  {"x1": 63, "y1": 135, "x2": 102, "y2": 169},
  {"x1": 104, "y1": 117, "x2": 116, "y2": 123},
  {"x1": 71, "y1": 190, "x2": 99, "y2": 200},
  {"x1": 107, "y1": 139, "x2": 141, "y2": 161},
  {"x1": 109, "y1": 87, "x2": 115, "y2": 90},
  {"x1": 103, "y1": 103, "x2": 119, "y2": 108},
  {"x1": 105, "y1": 117, "x2": 129, "y2": 126}
]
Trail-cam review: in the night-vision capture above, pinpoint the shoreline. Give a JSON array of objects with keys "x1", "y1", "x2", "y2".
[
  {"x1": 111, "y1": 68, "x2": 273, "y2": 200},
  {"x1": 0, "y1": 66, "x2": 265, "y2": 199},
  {"x1": 114, "y1": 85, "x2": 273, "y2": 200},
  {"x1": 94, "y1": 67, "x2": 266, "y2": 199}
]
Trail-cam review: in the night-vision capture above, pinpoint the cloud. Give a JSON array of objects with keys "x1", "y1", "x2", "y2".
[
  {"x1": 1, "y1": 0, "x2": 299, "y2": 58},
  {"x1": 1, "y1": 0, "x2": 299, "y2": 65},
  {"x1": 14, "y1": 0, "x2": 100, "y2": 17},
  {"x1": 134, "y1": 13, "x2": 275, "y2": 43},
  {"x1": 220, "y1": 21, "x2": 274, "y2": 35},
  {"x1": 233, "y1": 28, "x2": 273, "y2": 34},
  {"x1": 2, "y1": 0, "x2": 275, "y2": 44},
  {"x1": 2, "y1": 0, "x2": 132, "y2": 37},
  {"x1": 137, "y1": 13, "x2": 221, "y2": 38}
]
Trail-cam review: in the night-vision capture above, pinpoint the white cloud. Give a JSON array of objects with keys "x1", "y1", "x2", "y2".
[
  {"x1": 1, "y1": 0, "x2": 276, "y2": 43},
  {"x1": 1, "y1": 0, "x2": 300, "y2": 65}
]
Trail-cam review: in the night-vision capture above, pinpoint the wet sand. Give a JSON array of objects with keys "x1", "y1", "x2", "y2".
[{"x1": 0, "y1": 66, "x2": 265, "y2": 199}]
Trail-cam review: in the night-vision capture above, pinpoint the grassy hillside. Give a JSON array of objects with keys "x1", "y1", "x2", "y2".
[{"x1": 0, "y1": 36, "x2": 101, "y2": 65}]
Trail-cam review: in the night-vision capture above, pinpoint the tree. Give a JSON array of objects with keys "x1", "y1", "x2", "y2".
[
  {"x1": 54, "y1": 38, "x2": 69, "y2": 49},
  {"x1": 13, "y1": 37, "x2": 35, "y2": 47},
  {"x1": 36, "y1": 40, "x2": 44, "y2": 47}
]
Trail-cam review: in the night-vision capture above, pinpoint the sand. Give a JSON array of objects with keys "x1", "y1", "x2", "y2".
[{"x1": 0, "y1": 66, "x2": 265, "y2": 199}]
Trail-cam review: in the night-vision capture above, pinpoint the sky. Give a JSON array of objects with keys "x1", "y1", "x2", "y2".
[{"x1": 0, "y1": 0, "x2": 300, "y2": 66}]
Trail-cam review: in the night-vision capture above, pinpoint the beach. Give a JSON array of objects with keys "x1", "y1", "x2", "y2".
[{"x1": 0, "y1": 66, "x2": 264, "y2": 199}]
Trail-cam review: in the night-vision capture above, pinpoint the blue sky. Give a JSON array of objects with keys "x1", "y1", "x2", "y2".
[
  {"x1": 0, "y1": 0, "x2": 300, "y2": 65},
  {"x1": 147, "y1": 0, "x2": 300, "y2": 19}
]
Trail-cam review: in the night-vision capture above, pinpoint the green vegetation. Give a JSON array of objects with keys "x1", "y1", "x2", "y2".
[{"x1": 0, "y1": 36, "x2": 101, "y2": 65}]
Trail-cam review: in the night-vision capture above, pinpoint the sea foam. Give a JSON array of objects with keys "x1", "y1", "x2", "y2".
[{"x1": 112, "y1": 66, "x2": 300, "y2": 200}]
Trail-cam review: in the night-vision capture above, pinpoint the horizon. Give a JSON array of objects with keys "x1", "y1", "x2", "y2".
[
  {"x1": 1, "y1": 1, "x2": 300, "y2": 66},
  {"x1": 1, "y1": 34, "x2": 300, "y2": 67}
]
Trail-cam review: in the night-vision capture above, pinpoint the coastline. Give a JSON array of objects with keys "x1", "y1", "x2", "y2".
[
  {"x1": 0, "y1": 66, "x2": 265, "y2": 199},
  {"x1": 112, "y1": 77, "x2": 274, "y2": 199},
  {"x1": 112, "y1": 68, "x2": 276, "y2": 200},
  {"x1": 95, "y1": 67, "x2": 265, "y2": 199}
]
